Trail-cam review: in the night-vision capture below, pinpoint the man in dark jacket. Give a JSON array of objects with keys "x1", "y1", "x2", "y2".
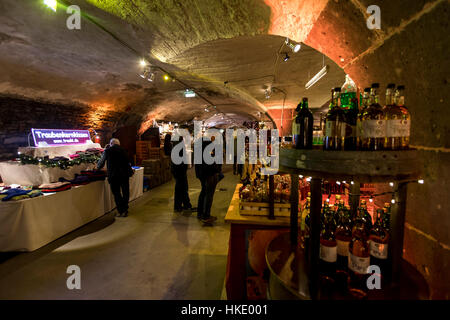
[
  {"x1": 169, "y1": 136, "x2": 195, "y2": 213},
  {"x1": 195, "y1": 139, "x2": 222, "y2": 224},
  {"x1": 98, "y1": 138, "x2": 134, "y2": 217}
]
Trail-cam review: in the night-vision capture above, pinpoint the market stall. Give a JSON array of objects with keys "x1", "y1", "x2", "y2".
[{"x1": 0, "y1": 128, "x2": 145, "y2": 252}]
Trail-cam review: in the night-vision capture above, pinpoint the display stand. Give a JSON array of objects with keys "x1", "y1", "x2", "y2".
[{"x1": 265, "y1": 148, "x2": 428, "y2": 300}]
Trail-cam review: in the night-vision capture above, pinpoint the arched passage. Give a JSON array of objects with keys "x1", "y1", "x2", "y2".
[{"x1": 0, "y1": 0, "x2": 448, "y2": 298}]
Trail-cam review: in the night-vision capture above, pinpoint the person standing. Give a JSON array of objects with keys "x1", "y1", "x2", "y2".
[
  {"x1": 195, "y1": 139, "x2": 222, "y2": 225},
  {"x1": 170, "y1": 136, "x2": 195, "y2": 213},
  {"x1": 97, "y1": 138, "x2": 134, "y2": 217}
]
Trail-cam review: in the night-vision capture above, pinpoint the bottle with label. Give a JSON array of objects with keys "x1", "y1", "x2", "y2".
[
  {"x1": 359, "y1": 199, "x2": 373, "y2": 235},
  {"x1": 385, "y1": 85, "x2": 410, "y2": 150},
  {"x1": 335, "y1": 203, "x2": 352, "y2": 275},
  {"x1": 319, "y1": 205, "x2": 338, "y2": 283},
  {"x1": 294, "y1": 97, "x2": 314, "y2": 149},
  {"x1": 348, "y1": 206, "x2": 371, "y2": 298},
  {"x1": 369, "y1": 209, "x2": 389, "y2": 279},
  {"x1": 292, "y1": 100, "x2": 301, "y2": 148},
  {"x1": 361, "y1": 83, "x2": 386, "y2": 150},
  {"x1": 323, "y1": 88, "x2": 345, "y2": 150},
  {"x1": 341, "y1": 75, "x2": 358, "y2": 150},
  {"x1": 300, "y1": 196, "x2": 311, "y2": 247},
  {"x1": 383, "y1": 203, "x2": 391, "y2": 231},
  {"x1": 357, "y1": 88, "x2": 371, "y2": 150}
]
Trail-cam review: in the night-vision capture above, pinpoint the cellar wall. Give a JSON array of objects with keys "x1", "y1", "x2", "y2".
[{"x1": 304, "y1": 0, "x2": 449, "y2": 298}]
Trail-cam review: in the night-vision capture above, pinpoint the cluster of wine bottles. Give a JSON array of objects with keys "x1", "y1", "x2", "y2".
[
  {"x1": 300, "y1": 195, "x2": 391, "y2": 298},
  {"x1": 324, "y1": 81, "x2": 410, "y2": 151},
  {"x1": 291, "y1": 75, "x2": 411, "y2": 152}
]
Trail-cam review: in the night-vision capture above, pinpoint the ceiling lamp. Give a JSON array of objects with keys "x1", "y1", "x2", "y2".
[
  {"x1": 305, "y1": 65, "x2": 330, "y2": 89},
  {"x1": 184, "y1": 89, "x2": 196, "y2": 98},
  {"x1": 44, "y1": 0, "x2": 57, "y2": 12},
  {"x1": 139, "y1": 68, "x2": 150, "y2": 79},
  {"x1": 265, "y1": 88, "x2": 272, "y2": 99},
  {"x1": 140, "y1": 59, "x2": 147, "y2": 67},
  {"x1": 283, "y1": 53, "x2": 290, "y2": 62},
  {"x1": 285, "y1": 38, "x2": 301, "y2": 53}
]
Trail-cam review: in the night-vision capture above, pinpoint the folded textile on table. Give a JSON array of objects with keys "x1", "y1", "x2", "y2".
[
  {"x1": 85, "y1": 148, "x2": 104, "y2": 154},
  {"x1": 1, "y1": 188, "x2": 32, "y2": 201},
  {"x1": 59, "y1": 175, "x2": 90, "y2": 186},
  {"x1": 79, "y1": 170, "x2": 107, "y2": 182},
  {"x1": 39, "y1": 181, "x2": 72, "y2": 193}
]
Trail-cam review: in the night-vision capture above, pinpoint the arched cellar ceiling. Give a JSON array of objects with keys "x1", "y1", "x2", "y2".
[{"x1": 0, "y1": 0, "x2": 445, "y2": 134}]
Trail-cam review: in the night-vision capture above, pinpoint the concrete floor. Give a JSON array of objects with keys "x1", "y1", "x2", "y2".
[{"x1": 0, "y1": 166, "x2": 238, "y2": 299}]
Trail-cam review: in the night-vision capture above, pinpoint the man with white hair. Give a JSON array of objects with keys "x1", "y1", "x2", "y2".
[{"x1": 98, "y1": 138, "x2": 134, "y2": 217}]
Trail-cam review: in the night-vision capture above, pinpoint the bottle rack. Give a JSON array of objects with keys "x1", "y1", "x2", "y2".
[{"x1": 268, "y1": 148, "x2": 428, "y2": 300}]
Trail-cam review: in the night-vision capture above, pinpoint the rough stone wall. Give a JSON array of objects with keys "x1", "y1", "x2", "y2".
[
  {"x1": 0, "y1": 96, "x2": 120, "y2": 161},
  {"x1": 303, "y1": 0, "x2": 449, "y2": 298}
]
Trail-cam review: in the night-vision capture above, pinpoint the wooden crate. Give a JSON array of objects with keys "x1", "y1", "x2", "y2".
[{"x1": 239, "y1": 201, "x2": 291, "y2": 217}]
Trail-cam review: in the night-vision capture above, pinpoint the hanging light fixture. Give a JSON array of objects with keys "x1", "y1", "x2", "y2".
[
  {"x1": 265, "y1": 88, "x2": 272, "y2": 99},
  {"x1": 44, "y1": 0, "x2": 57, "y2": 12},
  {"x1": 285, "y1": 38, "x2": 301, "y2": 53},
  {"x1": 305, "y1": 65, "x2": 329, "y2": 89},
  {"x1": 283, "y1": 53, "x2": 290, "y2": 62}
]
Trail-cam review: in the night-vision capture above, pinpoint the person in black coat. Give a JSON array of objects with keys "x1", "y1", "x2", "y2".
[
  {"x1": 195, "y1": 138, "x2": 222, "y2": 224},
  {"x1": 168, "y1": 135, "x2": 194, "y2": 213},
  {"x1": 97, "y1": 138, "x2": 134, "y2": 217}
]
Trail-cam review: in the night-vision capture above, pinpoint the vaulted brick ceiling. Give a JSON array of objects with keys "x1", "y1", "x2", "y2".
[{"x1": 0, "y1": 0, "x2": 345, "y2": 135}]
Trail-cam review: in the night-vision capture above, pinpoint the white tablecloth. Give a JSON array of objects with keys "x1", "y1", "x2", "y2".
[
  {"x1": 0, "y1": 162, "x2": 97, "y2": 186},
  {"x1": 18, "y1": 143, "x2": 102, "y2": 158},
  {"x1": 104, "y1": 168, "x2": 144, "y2": 212},
  {"x1": 0, "y1": 167, "x2": 144, "y2": 252}
]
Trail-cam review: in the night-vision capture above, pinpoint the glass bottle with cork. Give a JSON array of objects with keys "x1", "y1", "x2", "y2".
[
  {"x1": 357, "y1": 87, "x2": 371, "y2": 150},
  {"x1": 385, "y1": 85, "x2": 410, "y2": 150},
  {"x1": 361, "y1": 83, "x2": 386, "y2": 150},
  {"x1": 341, "y1": 75, "x2": 358, "y2": 150},
  {"x1": 348, "y1": 205, "x2": 371, "y2": 299},
  {"x1": 324, "y1": 88, "x2": 345, "y2": 150},
  {"x1": 293, "y1": 97, "x2": 314, "y2": 149}
]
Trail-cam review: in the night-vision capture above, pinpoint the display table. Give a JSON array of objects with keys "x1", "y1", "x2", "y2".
[
  {"x1": 0, "y1": 167, "x2": 144, "y2": 252},
  {"x1": 104, "y1": 167, "x2": 144, "y2": 212},
  {"x1": 18, "y1": 143, "x2": 101, "y2": 159},
  {"x1": 224, "y1": 184, "x2": 293, "y2": 300},
  {"x1": 0, "y1": 162, "x2": 96, "y2": 186},
  {"x1": 0, "y1": 181, "x2": 105, "y2": 252}
]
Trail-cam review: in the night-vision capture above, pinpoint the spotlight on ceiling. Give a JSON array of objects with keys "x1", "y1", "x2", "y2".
[
  {"x1": 147, "y1": 72, "x2": 155, "y2": 82},
  {"x1": 265, "y1": 88, "x2": 272, "y2": 99},
  {"x1": 184, "y1": 89, "x2": 196, "y2": 98},
  {"x1": 139, "y1": 68, "x2": 149, "y2": 79},
  {"x1": 305, "y1": 65, "x2": 330, "y2": 89},
  {"x1": 44, "y1": 0, "x2": 57, "y2": 12},
  {"x1": 283, "y1": 53, "x2": 290, "y2": 62},
  {"x1": 163, "y1": 74, "x2": 170, "y2": 82},
  {"x1": 140, "y1": 59, "x2": 147, "y2": 67},
  {"x1": 285, "y1": 38, "x2": 301, "y2": 53}
]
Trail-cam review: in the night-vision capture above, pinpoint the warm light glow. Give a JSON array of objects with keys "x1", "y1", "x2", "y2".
[
  {"x1": 163, "y1": 74, "x2": 170, "y2": 81},
  {"x1": 389, "y1": 182, "x2": 394, "y2": 187},
  {"x1": 391, "y1": 198, "x2": 396, "y2": 204},
  {"x1": 44, "y1": 0, "x2": 57, "y2": 12},
  {"x1": 369, "y1": 198, "x2": 373, "y2": 203},
  {"x1": 418, "y1": 179, "x2": 424, "y2": 184},
  {"x1": 140, "y1": 59, "x2": 147, "y2": 67}
]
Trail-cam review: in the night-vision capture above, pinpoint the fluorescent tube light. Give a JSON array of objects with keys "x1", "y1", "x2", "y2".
[{"x1": 305, "y1": 65, "x2": 329, "y2": 89}]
